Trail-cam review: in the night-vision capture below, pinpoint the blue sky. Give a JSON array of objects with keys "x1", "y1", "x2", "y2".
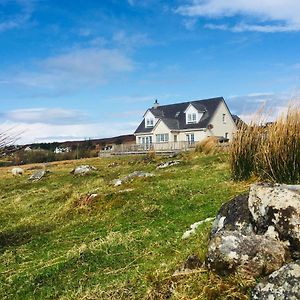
[{"x1": 0, "y1": 0, "x2": 300, "y2": 144}]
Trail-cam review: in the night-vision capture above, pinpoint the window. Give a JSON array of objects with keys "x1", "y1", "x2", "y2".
[
  {"x1": 174, "y1": 135, "x2": 178, "y2": 142},
  {"x1": 187, "y1": 113, "x2": 197, "y2": 124},
  {"x1": 156, "y1": 133, "x2": 169, "y2": 143},
  {"x1": 146, "y1": 118, "x2": 154, "y2": 127},
  {"x1": 139, "y1": 136, "x2": 152, "y2": 144},
  {"x1": 186, "y1": 133, "x2": 195, "y2": 144},
  {"x1": 222, "y1": 114, "x2": 226, "y2": 124},
  {"x1": 225, "y1": 132, "x2": 228, "y2": 139}
]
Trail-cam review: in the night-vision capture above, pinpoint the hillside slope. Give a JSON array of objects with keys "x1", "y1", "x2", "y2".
[{"x1": 0, "y1": 153, "x2": 249, "y2": 299}]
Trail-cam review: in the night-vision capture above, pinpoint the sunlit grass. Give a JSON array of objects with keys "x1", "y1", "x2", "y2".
[{"x1": 0, "y1": 153, "x2": 249, "y2": 299}]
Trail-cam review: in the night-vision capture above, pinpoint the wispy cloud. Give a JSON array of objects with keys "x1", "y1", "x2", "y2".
[
  {"x1": 0, "y1": 47, "x2": 134, "y2": 91},
  {"x1": 0, "y1": 0, "x2": 34, "y2": 32},
  {"x1": 1, "y1": 108, "x2": 87, "y2": 125},
  {"x1": 176, "y1": 0, "x2": 300, "y2": 32},
  {"x1": 227, "y1": 91, "x2": 300, "y2": 121}
]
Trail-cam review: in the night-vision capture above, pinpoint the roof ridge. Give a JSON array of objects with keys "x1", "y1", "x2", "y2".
[{"x1": 150, "y1": 96, "x2": 223, "y2": 109}]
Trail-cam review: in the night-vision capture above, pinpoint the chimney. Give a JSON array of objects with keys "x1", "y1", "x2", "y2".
[{"x1": 153, "y1": 99, "x2": 159, "y2": 109}]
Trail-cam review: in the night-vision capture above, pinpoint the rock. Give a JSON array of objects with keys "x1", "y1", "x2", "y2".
[
  {"x1": 111, "y1": 171, "x2": 154, "y2": 187},
  {"x1": 71, "y1": 165, "x2": 97, "y2": 176},
  {"x1": 211, "y1": 194, "x2": 253, "y2": 237},
  {"x1": 11, "y1": 167, "x2": 24, "y2": 176},
  {"x1": 206, "y1": 231, "x2": 288, "y2": 277},
  {"x1": 251, "y1": 260, "x2": 300, "y2": 300},
  {"x1": 248, "y1": 183, "x2": 300, "y2": 252},
  {"x1": 182, "y1": 217, "x2": 215, "y2": 239},
  {"x1": 29, "y1": 169, "x2": 46, "y2": 181},
  {"x1": 157, "y1": 160, "x2": 181, "y2": 169},
  {"x1": 112, "y1": 179, "x2": 122, "y2": 186}
]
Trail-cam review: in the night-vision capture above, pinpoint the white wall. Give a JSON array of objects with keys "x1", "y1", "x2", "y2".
[
  {"x1": 207, "y1": 101, "x2": 237, "y2": 140},
  {"x1": 177, "y1": 130, "x2": 207, "y2": 142}
]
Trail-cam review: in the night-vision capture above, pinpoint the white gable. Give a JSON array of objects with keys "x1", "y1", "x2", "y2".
[
  {"x1": 184, "y1": 104, "x2": 203, "y2": 124},
  {"x1": 144, "y1": 110, "x2": 158, "y2": 128}
]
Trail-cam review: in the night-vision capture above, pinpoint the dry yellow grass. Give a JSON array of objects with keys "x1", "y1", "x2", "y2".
[{"x1": 230, "y1": 104, "x2": 300, "y2": 183}]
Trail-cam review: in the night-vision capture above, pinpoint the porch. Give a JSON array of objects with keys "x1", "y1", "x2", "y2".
[{"x1": 99, "y1": 141, "x2": 196, "y2": 156}]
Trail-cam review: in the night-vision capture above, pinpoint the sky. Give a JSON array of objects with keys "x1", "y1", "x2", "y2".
[{"x1": 0, "y1": 0, "x2": 300, "y2": 144}]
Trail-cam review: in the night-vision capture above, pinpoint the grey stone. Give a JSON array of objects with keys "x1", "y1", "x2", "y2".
[
  {"x1": 71, "y1": 165, "x2": 97, "y2": 176},
  {"x1": 248, "y1": 183, "x2": 300, "y2": 253},
  {"x1": 211, "y1": 194, "x2": 253, "y2": 237},
  {"x1": 29, "y1": 169, "x2": 46, "y2": 181},
  {"x1": 251, "y1": 260, "x2": 300, "y2": 300},
  {"x1": 156, "y1": 160, "x2": 181, "y2": 169},
  {"x1": 206, "y1": 230, "x2": 288, "y2": 277},
  {"x1": 12, "y1": 167, "x2": 24, "y2": 176}
]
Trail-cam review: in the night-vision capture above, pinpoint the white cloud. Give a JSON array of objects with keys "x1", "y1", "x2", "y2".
[
  {"x1": 0, "y1": 120, "x2": 138, "y2": 144},
  {"x1": 227, "y1": 91, "x2": 300, "y2": 123},
  {"x1": 176, "y1": 0, "x2": 300, "y2": 32},
  {"x1": 1, "y1": 47, "x2": 134, "y2": 90},
  {"x1": 2, "y1": 108, "x2": 86, "y2": 125},
  {"x1": 0, "y1": 0, "x2": 34, "y2": 32}
]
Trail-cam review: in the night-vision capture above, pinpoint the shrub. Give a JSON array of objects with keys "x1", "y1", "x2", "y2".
[
  {"x1": 230, "y1": 105, "x2": 300, "y2": 183},
  {"x1": 195, "y1": 137, "x2": 219, "y2": 155}
]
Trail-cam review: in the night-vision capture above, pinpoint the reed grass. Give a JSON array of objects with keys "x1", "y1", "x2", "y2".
[{"x1": 230, "y1": 104, "x2": 300, "y2": 183}]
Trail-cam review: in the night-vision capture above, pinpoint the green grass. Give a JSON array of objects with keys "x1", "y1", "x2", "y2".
[{"x1": 0, "y1": 153, "x2": 250, "y2": 299}]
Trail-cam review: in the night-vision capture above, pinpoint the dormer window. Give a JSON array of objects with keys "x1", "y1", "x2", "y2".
[
  {"x1": 146, "y1": 118, "x2": 154, "y2": 127},
  {"x1": 187, "y1": 113, "x2": 197, "y2": 124}
]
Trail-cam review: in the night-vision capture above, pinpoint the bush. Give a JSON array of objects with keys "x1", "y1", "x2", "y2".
[
  {"x1": 195, "y1": 137, "x2": 219, "y2": 155},
  {"x1": 230, "y1": 105, "x2": 300, "y2": 183}
]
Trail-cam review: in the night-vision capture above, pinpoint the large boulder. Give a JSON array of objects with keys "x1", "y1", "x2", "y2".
[
  {"x1": 211, "y1": 194, "x2": 253, "y2": 237},
  {"x1": 206, "y1": 230, "x2": 288, "y2": 277},
  {"x1": 248, "y1": 183, "x2": 300, "y2": 253},
  {"x1": 251, "y1": 260, "x2": 300, "y2": 300}
]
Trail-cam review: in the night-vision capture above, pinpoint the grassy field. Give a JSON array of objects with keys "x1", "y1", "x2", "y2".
[{"x1": 0, "y1": 152, "x2": 250, "y2": 299}]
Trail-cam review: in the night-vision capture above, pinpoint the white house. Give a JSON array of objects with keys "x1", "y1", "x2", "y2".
[{"x1": 134, "y1": 97, "x2": 237, "y2": 150}]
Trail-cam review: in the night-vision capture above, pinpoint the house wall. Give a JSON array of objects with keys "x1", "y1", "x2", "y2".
[
  {"x1": 207, "y1": 101, "x2": 237, "y2": 140},
  {"x1": 177, "y1": 130, "x2": 207, "y2": 142},
  {"x1": 152, "y1": 120, "x2": 172, "y2": 141}
]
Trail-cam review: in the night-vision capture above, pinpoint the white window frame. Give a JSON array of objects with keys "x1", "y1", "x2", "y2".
[
  {"x1": 186, "y1": 133, "x2": 195, "y2": 144},
  {"x1": 156, "y1": 133, "x2": 169, "y2": 143},
  {"x1": 146, "y1": 118, "x2": 154, "y2": 127},
  {"x1": 187, "y1": 113, "x2": 197, "y2": 124}
]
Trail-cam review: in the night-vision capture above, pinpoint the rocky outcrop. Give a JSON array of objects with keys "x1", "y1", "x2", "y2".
[
  {"x1": 251, "y1": 260, "x2": 300, "y2": 300},
  {"x1": 205, "y1": 183, "x2": 300, "y2": 298},
  {"x1": 206, "y1": 231, "x2": 288, "y2": 277},
  {"x1": 248, "y1": 183, "x2": 300, "y2": 254},
  {"x1": 211, "y1": 194, "x2": 253, "y2": 237}
]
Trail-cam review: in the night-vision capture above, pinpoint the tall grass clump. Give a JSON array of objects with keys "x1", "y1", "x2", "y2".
[
  {"x1": 230, "y1": 104, "x2": 300, "y2": 183},
  {"x1": 256, "y1": 107, "x2": 300, "y2": 183},
  {"x1": 230, "y1": 122, "x2": 262, "y2": 181}
]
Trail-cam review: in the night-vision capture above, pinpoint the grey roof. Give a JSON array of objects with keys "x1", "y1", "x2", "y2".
[{"x1": 134, "y1": 97, "x2": 225, "y2": 134}]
